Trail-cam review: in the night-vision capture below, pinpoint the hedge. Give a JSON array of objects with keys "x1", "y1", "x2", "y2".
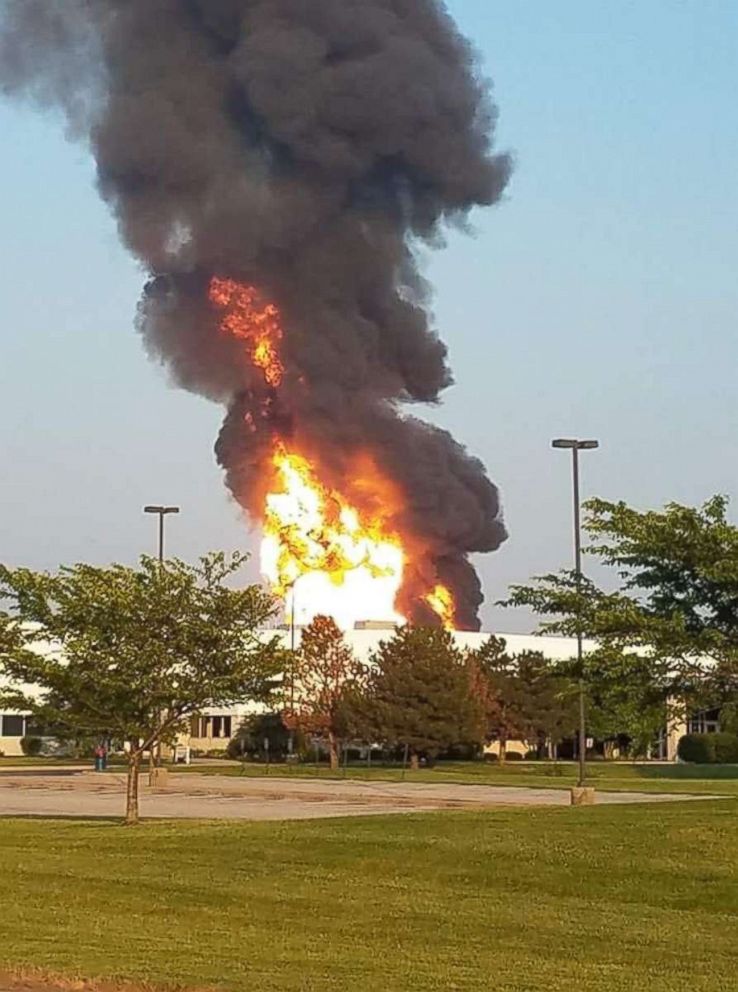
[{"x1": 677, "y1": 731, "x2": 738, "y2": 764}]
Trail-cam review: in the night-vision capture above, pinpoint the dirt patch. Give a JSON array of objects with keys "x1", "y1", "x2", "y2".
[{"x1": 0, "y1": 970, "x2": 213, "y2": 992}]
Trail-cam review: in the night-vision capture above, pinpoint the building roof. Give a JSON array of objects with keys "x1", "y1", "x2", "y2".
[{"x1": 267, "y1": 627, "x2": 589, "y2": 662}]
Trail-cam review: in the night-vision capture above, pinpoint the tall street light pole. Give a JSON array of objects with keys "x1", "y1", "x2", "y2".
[
  {"x1": 143, "y1": 505, "x2": 180, "y2": 562},
  {"x1": 143, "y1": 504, "x2": 180, "y2": 771},
  {"x1": 286, "y1": 575, "x2": 303, "y2": 759},
  {"x1": 552, "y1": 438, "x2": 599, "y2": 788}
]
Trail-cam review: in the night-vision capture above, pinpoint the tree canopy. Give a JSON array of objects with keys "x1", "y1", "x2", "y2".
[
  {"x1": 502, "y1": 495, "x2": 738, "y2": 741},
  {"x1": 284, "y1": 614, "x2": 365, "y2": 769},
  {"x1": 469, "y1": 637, "x2": 577, "y2": 762},
  {"x1": 361, "y1": 626, "x2": 484, "y2": 764},
  {"x1": 0, "y1": 552, "x2": 281, "y2": 823}
]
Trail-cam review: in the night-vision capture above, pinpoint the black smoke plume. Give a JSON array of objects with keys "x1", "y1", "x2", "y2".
[{"x1": 0, "y1": 0, "x2": 511, "y2": 629}]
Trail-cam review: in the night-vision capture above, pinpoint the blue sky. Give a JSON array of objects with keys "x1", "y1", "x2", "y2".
[{"x1": 1, "y1": 1, "x2": 736, "y2": 631}]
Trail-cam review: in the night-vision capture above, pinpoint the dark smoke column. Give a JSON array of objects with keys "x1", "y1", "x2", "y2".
[{"x1": 0, "y1": 0, "x2": 512, "y2": 629}]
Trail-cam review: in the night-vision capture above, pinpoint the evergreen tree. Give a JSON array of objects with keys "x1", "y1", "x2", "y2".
[
  {"x1": 516, "y1": 652, "x2": 578, "y2": 758},
  {"x1": 363, "y1": 626, "x2": 484, "y2": 767},
  {"x1": 469, "y1": 637, "x2": 528, "y2": 764},
  {"x1": 469, "y1": 638, "x2": 577, "y2": 762}
]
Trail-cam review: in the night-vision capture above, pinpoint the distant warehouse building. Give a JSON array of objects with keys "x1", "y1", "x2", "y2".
[{"x1": 0, "y1": 626, "x2": 691, "y2": 760}]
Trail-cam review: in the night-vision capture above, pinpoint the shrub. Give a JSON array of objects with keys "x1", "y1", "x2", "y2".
[
  {"x1": 678, "y1": 733, "x2": 716, "y2": 764},
  {"x1": 20, "y1": 736, "x2": 43, "y2": 757},
  {"x1": 524, "y1": 749, "x2": 539, "y2": 761},
  {"x1": 505, "y1": 751, "x2": 523, "y2": 761},
  {"x1": 226, "y1": 736, "x2": 247, "y2": 760},
  {"x1": 678, "y1": 732, "x2": 738, "y2": 764},
  {"x1": 228, "y1": 712, "x2": 298, "y2": 761},
  {"x1": 710, "y1": 732, "x2": 738, "y2": 764}
]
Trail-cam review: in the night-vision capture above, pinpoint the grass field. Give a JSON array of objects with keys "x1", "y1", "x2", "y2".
[
  {"x1": 174, "y1": 758, "x2": 738, "y2": 796},
  {"x1": 1, "y1": 801, "x2": 737, "y2": 991},
  {"x1": 0, "y1": 757, "x2": 88, "y2": 768}
]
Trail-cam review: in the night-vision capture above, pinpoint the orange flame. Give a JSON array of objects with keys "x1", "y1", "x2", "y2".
[
  {"x1": 209, "y1": 277, "x2": 284, "y2": 387},
  {"x1": 261, "y1": 444, "x2": 405, "y2": 630},
  {"x1": 210, "y1": 275, "x2": 456, "y2": 629},
  {"x1": 425, "y1": 584, "x2": 456, "y2": 630}
]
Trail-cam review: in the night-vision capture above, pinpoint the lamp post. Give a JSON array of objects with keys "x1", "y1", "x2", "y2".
[
  {"x1": 286, "y1": 575, "x2": 303, "y2": 759},
  {"x1": 551, "y1": 438, "x2": 599, "y2": 788},
  {"x1": 143, "y1": 505, "x2": 180, "y2": 562},
  {"x1": 143, "y1": 505, "x2": 180, "y2": 771}
]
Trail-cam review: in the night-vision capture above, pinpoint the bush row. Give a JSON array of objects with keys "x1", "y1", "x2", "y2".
[{"x1": 677, "y1": 732, "x2": 738, "y2": 764}]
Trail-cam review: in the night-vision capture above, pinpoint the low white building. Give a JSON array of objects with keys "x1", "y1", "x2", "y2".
[
  {"x1": 169, "y1": 625, "x2": 690, "y2": 761},
  {"x1": 0, "y1": 625, "x2": 689, "y2": 759}
]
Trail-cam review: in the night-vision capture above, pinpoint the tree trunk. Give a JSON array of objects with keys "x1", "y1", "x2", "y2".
[
  {"x1": 410, "y1": 753, "x2": 419, "y2": 771},
  {"x1": 328, "y1": 732, "x2": 339, "y2": 771},
  {"x1": 125, "y1": 750, "x2": 142, "y2": 826},
  {"x1": 498, "y1": 736, "x2": 507, "y2": 767}
]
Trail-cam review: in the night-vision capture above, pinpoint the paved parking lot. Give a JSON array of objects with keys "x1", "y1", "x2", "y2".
[{"x1": 0, "y1": 769, "x2": 718, "y2": 820}]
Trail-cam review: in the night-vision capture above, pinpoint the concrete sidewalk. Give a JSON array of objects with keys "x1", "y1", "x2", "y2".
[{"x1": 0, "y1": 770, "x2": 722, "y2": 820}]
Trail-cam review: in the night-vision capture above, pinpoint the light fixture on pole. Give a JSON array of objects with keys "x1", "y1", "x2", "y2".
[
  {"x1": 551, "y1": 438, "x2": 599, "y2": 788},
  {"x1": 143, "y1": 505, "x2": 180, "y2": 562}
]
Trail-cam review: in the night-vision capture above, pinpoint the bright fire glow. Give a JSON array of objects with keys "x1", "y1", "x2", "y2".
[
  {"x1": 425, "y1": 584, "x2": 456, "y2": 630},
  {"x1": 210, "y1": 275, "x2": 456, "y2": 630},
  {"x1": 261, "y1": 445, "x2": 405, "y2": 630}
]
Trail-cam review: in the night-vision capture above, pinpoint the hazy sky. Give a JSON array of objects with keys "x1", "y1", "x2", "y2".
[{"x1": 1, "y1": 1, "x2": 736, "y2": 632}]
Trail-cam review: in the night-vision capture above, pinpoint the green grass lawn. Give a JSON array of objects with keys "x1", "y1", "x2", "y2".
[
  {"x1": 1, "y1": 802, "x2": 737, "y2": 991},
  {"x1": 175, "y1": 758, "x2": 738, "y2": 796}
]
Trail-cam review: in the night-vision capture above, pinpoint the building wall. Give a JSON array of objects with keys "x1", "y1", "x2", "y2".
[
  {"x1": 0, "y1": 713, "x2": 33, "y2": 757},
  {"x1": 187, "y1": 713, "x2": 235, "y2": 753},
  {"x1": 483, "y1": 740, "x2": 529, "y2": 758},
  {"x1": 0, "y1": 735, "x2": 24, "y2": 758},
  {"x1": 3, "y1": 626, "x2": 702, "y2": 759}
]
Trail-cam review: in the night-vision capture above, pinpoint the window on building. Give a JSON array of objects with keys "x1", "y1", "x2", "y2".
[
  {"x1": 688, "y1": 708, "x2": 721, "y2": 734},
  {"x1": 188, "y1": 715, "x2": 233, "y2": 738},
  {"x1": 1, "y1": 715, "x2": 25, "y2": 737}
]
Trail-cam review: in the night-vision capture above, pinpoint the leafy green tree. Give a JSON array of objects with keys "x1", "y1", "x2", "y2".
[
  {"x1": 284, "y1": 615, "x2": 365, "y2": 770},
  {"x1": 502, "y1": 570, "x2": 634, "y2": 644},
  {"x1": 501, "y1": 496, "x2": 738, "y2": 746},
  {"x1": 585, "y1": 496, "x2": 738, "y2": 709},
  {"x1": 576, "y1": 647, "x2": 673, "y2": 757},
  {"x1": 362, "y1": 626, "x2": 484, "y2": 767},
  {"x1": 0, "y1": 553, "x2": 280, "y2": 824}
]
